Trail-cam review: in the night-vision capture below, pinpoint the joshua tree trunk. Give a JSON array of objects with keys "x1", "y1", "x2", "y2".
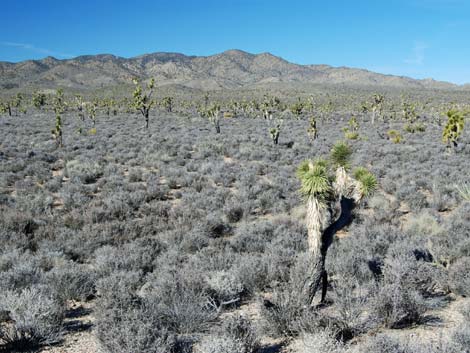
[
  {"x1": 144, "y1": 110, "x2": 149, "y2": 129},
  {"x1": 306, "y1": 196, "x2": 356, "y2": 305},
  {"x1": 305, "y1": 166, "x2": 362, "y2": 305}
]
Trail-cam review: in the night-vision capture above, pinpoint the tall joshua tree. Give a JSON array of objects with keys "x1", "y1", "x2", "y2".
[
  {"x1": 296, "y1": 142, "x2": 377, "y2": 305},
  {"x1": 442, "y1": 109, "x2": 465, "y2": 151},
  {"x1": 371, "y1": 93, "x2": 384, "y2": 124},
  {"x1": 132, "y1": 78, "x2": 155, "y2": 129},
  {"x1": 207, "y1": 103, "x2": 221, "y2": 133},
  {"x1": 52, "y1": 89, "x2": 66, "y2": 147}
]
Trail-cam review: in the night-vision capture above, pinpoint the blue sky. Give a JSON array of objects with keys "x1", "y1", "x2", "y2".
[{"x1": 1, "y1": 0, "x2": 470, "y2": 84}]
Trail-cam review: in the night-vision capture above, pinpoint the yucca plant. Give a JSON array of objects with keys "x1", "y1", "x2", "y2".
[
  {"x1": 455, "y1": 182, "x2": 470, "y2": 202},
  {"x1": 162, "y1": 96, "x2": 173, "y2": 113},
  {"x1": 297, "y1": 142, "x2": 377, "y2": 305},
  {"x1": 371, "y1": 93, "x2": 384, "y2": 124},
  {"x1": 132, "y1": 78, "x2": 156, "y2": 129},
  {"x1": 207, "y1": 103, "x2": 221, "y2": 133},
  {"x1": 442, "y1": 109, "x2": 465, "y2": 150},
  {"x1": 86, "y1": 101, "x2": 97, "y2": 127},
  {"x1": 0, "y1": 101, "x2": 11, "y2": 117},
  {"x1": 343, "y1": 116, "x2": 359, "y2": 140},
  {"x1": 52, "y1": 89, "x2": 66, "y2": 147},
  {"x1": 290, "y1": 98, "x2": 303, "y2": 119},
  {"x1": 387, "y1": 129, "x2": 403, "y2": 144},
  {"x1": 269, "y1": 119, "x2": 283, "y2": 145},
  {"x1": 307, "y1": 116, "x2": 318, "y2": 142},
  {"x1": 32, "y1": 91, "x2": 47, "y2": 110}
]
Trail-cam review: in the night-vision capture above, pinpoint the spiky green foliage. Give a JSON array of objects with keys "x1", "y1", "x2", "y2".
[
  {"x1": 307, "y1": 116, "x2": 318, "y2": 142},
  {"x1": 343, "y1": 116, "x2": 360, "y2": 140},
  {"x1": 442, "y1": 109, "x2": 465, "y2": 148},
  {"x1": 0, "y1": 101, "x2": 9, "y2": 116},
  {"x1": 52, "y1": 89, "x2": 66, "y2": 147},
  {"x1": 132, "y1": 78, "x2": 156, "y2": 129},
  {"x1": 162, "y1": 96, "x2": 173, "y2": 113},
  {"x1": 402, "y1": 100, "x2": 417, "y2": 123},
  {"x1": 32, "y1": 91, "x2": 47, "y2": 110},
  {"x1": 207, "y1": 103, "x2": 221, "y2": 133},
  {"x1": 330, "y1": 141, "x2": 352, "y2": 168},
  {"x1": 290, "y1": 99, "x2": 303, "y2": 118},
  {"x1": 269, "y1": 118, "x2": 283, "y2": 145},
  {"x1": 86, "y1": 101, "x2": 97, "y2": 126},
  {"x1": 354, "y1": 167, "x2": 377, "y2": 197},
  {"x1": 297, "y1": 160, "x2": 332, "y2": 199},
  {"x1": 371, "y1": 93, "x2": 385, "y2": 123},
  {"x1": 387, "y1": 130, "x2": 403, "y2": 143},
  {"x1": 455, "y1": 183, "x2": 470, "y2": 202}
]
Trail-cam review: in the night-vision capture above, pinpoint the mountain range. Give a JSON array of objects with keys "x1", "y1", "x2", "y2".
[{"x1": 0, "y1": 49, "x2": 465, "y2": 92}]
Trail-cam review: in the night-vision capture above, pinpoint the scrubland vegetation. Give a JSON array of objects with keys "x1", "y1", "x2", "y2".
[{"x1": 0, "y1": 86, "x2": 469, "y2": 353}]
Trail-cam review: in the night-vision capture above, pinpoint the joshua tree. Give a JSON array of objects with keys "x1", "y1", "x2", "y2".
[
  {"x1": 296, "y1": 142, "x2": 377, "y2": 305},
  {"x1": 11, "y1": 93, "x2": 24, "y2": 116},
  {"x1": 0, "y1": 101, "x2": 11, "y2": 117},
  {"x1": 261, "y1": 95, "x2": 281, "y2": 120},
  {"x1": 269, "y1": 119, "x2": 283, "y2": 145},
  {"x1": 207, "y1": 103, "x2": 221, "y2": 133},
  {"x1": 290, "y1": 98, "x2": 303, "y2": 119},
  {"x1": 387, "y1": 130, "x2": 403, "y2": 144},
  {"x1": 204, "y1": 92, "x2": 210, "y2": 109},
  {"x1": 32, "y1": 91, "x2": 47, "y2": 110},
  {"x1": 132, "y1": 78, "x2": 156, "y2": 129},
  {"x1": 162, "y1": 96, "x2": 173, "y2": 113},
  {"x1": 86, "y1": 101, "x2": 97, "y2": 126},
  {"x1": 75, "y1": 95, "x2": 85, "y2": 121},
  {"x1": 442, "y1": 110, "x2": 465, "y2": 151},
  {"x1": 52, "y1": 89, "x2": 66, "y2": 147},
  {"x1": 307, "y1": 116, "x2": 318, "y2": 142},
  {"x1": 371, "y1": 93, "x2": 384, "y2": 124},
  {"x1": 343, "y1": 115, "x2": 359, "y2": 140}
]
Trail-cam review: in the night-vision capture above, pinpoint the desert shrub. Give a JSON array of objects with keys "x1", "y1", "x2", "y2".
[
  {"x1": 404, "y1": 210, "x2": 444, "y2": 237},
  {"x1": 384, "y1": 242, "x2": 448, "y2": 297},
  {"x1": 45, "y1": 262, "x2": 96, "y2": 302},
  {"x1": 96, "y1": 294, "x2": 174, "y2": 353},
  {"x1": 292, "y1": 330, "x2": 346, "y2": 353},
  {"x1": 0, "y1": 207, "x2": 41, "y2": 236},
  {"x1": 60, "y1": 183, "x2": 93, "y2": 210},
  {"x1": 128, "y1": 167, "x2": 143, "y2": 182},
  {"x1": 431, "y1": 183, "x2": 458, "y2": 212},
  {"x1": 370, "y1": 281, "x2": 426, "y2": 328},
  {"x1": 328, "y1": 275, "x2": 374, "y2": 339},
  {"x1": 141, "y1": 268, "x2": 218, "y2": 334},
  {"x1": 230, "y1": 220, "x2": 274, "y2": 253},
  {"x1": 65, "y1": 159, "x2": 103, "y2": 184},
  {"x1": 199, "y1": 212, "x2": 232, "y2": 239},
  {"x1": 261, "y1": 254, "x2": 320, "y2": 336},
  {"x1": 261, "y1": 283, "x2": 318, "y2": 336},
  {"x1": 232, "y1": 254, "x2": 270, "y2": 294},
  {"x1": 0, "y1": 286, "x2": 65, "y2": 350},
  {"x1": 199, "y1": 315, "x2": 260, "y2": 353},
  {"x1": 205, "y1": 270, "x2": 245, "y2": 304},
  {"x1": 223, "y1": 202, "x2": 244, "y2": 223},
  {"x1": 367, "y1": 194, "x2": 400, "y2": 225},
  {"x1": 198, "y1": 335, "x2": 246, "y2": 353},
  {"x1": 448, "y1": 256, "x2": 470, "y2": 296},
  {"x1": 94, "y1": 237, "x2": 165, "y2": 276},
  {"x1": 0, "y1": 262, "x2": 43, "y2": 292}
]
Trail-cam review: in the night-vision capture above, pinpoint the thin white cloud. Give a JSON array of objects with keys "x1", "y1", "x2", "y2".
[
  {"x1": 404, "y1": 42, "x2": 428, "y2": 65},
  {"x1": 0, "y1": 41, "x2": 74, "y2": 58}
]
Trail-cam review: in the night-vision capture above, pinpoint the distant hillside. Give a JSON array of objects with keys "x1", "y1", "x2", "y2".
[{"x1": 0, "y1": 49, "x2": 462, "y2": 92}]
